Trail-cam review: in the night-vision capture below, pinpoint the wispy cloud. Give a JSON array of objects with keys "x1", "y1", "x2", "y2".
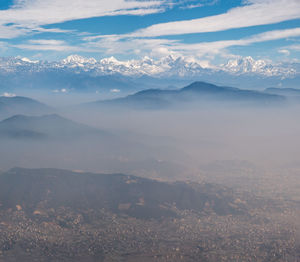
[
  {"x1": 29, "y1": 39, "x2": 66, "y2": 45},
  {"x1": 163, "y1": 27, "x2": 300, "y2": 58},
  {"x1": 0, "y1": 0, "x2": 170, "y2": 39},
  {"x1": 83, "y1": 27, "x2": 300, "y2": 59},
  {"x1": 278, "y1": 49, "x2": 290, "y2": 56},
  {"x1": 1, "y1": 92, "x2": 16, "y2": 97},
  {"x1": 131, "y1": 0, "x2": 300, "y2": 37},
  {"x1": 277, "y1": 44, "x2": 300, "y2": 57},
  {"x1": 0, "y1": 0, "x2": 299, "y2": 64},
  {"x1": 13, "y1": 25, "x2": 300, "y2": 59},
  {"x1": 0, "y1": 41, "x2": 8, "y2": 50},
  {"x1": 85, "y1": 36, "x2": 180, "y2": 57},
  {"x1": 286, "y1": 44, "x2": 300, "y2": 51},
  {"x1": 13, "y1": 39, "x2": 86, "y2": 52},
  {"x1": 179, "y1": 0, "x2": 218, "y2": 9}
]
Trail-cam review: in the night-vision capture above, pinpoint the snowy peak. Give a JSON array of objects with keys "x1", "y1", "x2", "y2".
[
  {"x1": 223, "y1": 56, "x2": 296, "y2": 77},
  {"x1": 224, "y1": 56, "x2": 268, "y2": 73},
  {"x1": 0, "y1": 55, "x2": 298, "y2": 78},
  {"x1": 100, "y1": 56, "x2": 122, "y2": 65},
  {"x1": 0, "y1": 56, "x2": 43, "y2": 73},
  {"x1": 20, "y1": 57, "x2": 39, "y2": 64},
  {"x1": 62, "y1": 55, "x2": 97, "y2": 65}
]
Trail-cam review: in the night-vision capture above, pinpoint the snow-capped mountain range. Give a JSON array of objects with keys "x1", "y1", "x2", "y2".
[
  {"x1": 222, "y1": 56, "x2": 298, "y2": 77},
  {"x1": 0, "y1": 55, "x2": 298, "y2": 79}
]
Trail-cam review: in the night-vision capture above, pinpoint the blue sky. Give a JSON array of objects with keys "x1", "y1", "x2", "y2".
[{"x1": 0, "y1": 0, "x2": 299, "y2": 65}]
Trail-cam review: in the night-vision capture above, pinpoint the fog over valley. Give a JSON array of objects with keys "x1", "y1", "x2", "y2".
[
  {"x1": 1, "y1": 82, "x2": 300, "y2": 200},
  {"x1": 1, "y1": 79, "x2": 300, "y2": 262}
]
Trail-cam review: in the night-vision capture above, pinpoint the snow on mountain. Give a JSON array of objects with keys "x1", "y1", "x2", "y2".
[
  {"x1": 0, "y1": 54, "x2": 298, "y2": 79},
  {"x1": 96, "y1": 55, "x2": 209, "y2": 77},
  {"x1": 61, "y1": 55, "x2": 97, "y2": 67},
  {"x1": 98, "y1": 56, "x2": 140, "y2": 75},
  {"x1": 60, "y1": 55, "x2": 299, "y2": 78},
  {"x1": 222, "y1": 56, "x2": 297, "y2": 77},
  {"x1": 0, "y1": 56, "x2": 49, "y2": 73},
  {"x1": 20, "y1": 57, "x2": 39, "y2": 64}
]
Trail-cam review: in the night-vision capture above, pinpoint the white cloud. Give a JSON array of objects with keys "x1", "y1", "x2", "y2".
[
  {"x1": 246, "y1": 27, "x2": 300, "y2": 43},
  {"x1": 29, "y1": 39, "x2": 66, "y2": 45},
  {"x1": 0, "y1": 24, "x2": 30, "y2": 39},
  {"x1": 278, "y1": 49, "x2": 290, "y2": 56},
  {"x1": 0, "y1": 41, "x2": 8, "y2": 51},
  {"x1": 17, "y1": 26, "x2": 299, "y2": 56},
  {"x1": 277, "y1": 44, "x2": 300, "y2": 56},
  {"x1": 131, "y1": 0, "x2": 300, "y2": 37},
  {"x1": 86, "y1": 37, "x2": 164, "y2": 58},
  {"x1": 1, "y1": 0, "x2": 299, "y2": 65},
  {"x1": 53, "y1": 88, "x2": 68, "y2": 93},
  {"x1": 14, "y1": 44, "x2": 80, "y2": 52},
  {"x1": 2, "y1": 0, "x2": 165, "y2": 23},
  {"x1": 84, "y1": 27, "x2": 300, "y2": 60},
  {"x1": 110, "y1": 89, "x2": 121, "y2": 93},
  {"x1": 13, "y1": 39, "x2": 91, "y2": 52},
  {"x1": 163, "y1": 27, "x2": 300, "y2": 58},
  {"x1": 77, "y1": 1, "x2": 300, "y2": 61},
  {"x1": 179, "y1": 3, "x2": 204, "y2": 9},
  {"x1": 1, "y1": 92, "x2": 16, "y2": 97},
  {"x1": 179, "y1": 0, "x2": 218, "y2": 9},
  {"x1": 286, "y1": 44, "x2": 300, "y2": 51},
  {"x1": 0, "y1": 0, "x2": 169, "y2": 38}
]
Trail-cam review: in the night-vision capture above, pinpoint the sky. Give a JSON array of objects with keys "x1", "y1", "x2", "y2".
[{"x1": 0, "y1": 0, "x2": 300, "y2": 65}]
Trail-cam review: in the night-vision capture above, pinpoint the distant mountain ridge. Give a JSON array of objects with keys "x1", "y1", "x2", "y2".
[
  {"x1": 0, "y1": 167, "x2": 251, "y2": 219},
  {"x1": 0, "y1": 55, "x2": 298, "y2": 78},
  {"x1": 0, "y1": 114, "x2": 105, "y2": 140},
  {"x1": 0, "y1": 96, "x2": 52, "y2": 119},
  {"x1": 0, "y1": 113, "x2": 191, "y2": 179},
  {"x1": 222, "y1": 56, "x2": 298, "y2": 77},
  {"x1": 1, "y1": 55, "x2": 299, "y2": 94},
  {"x1": 90, "y1": 81, "x2": 286, "y2": 109},
  {"x1": 265, "y1": 87, "x2": 300, "y2": 96}
]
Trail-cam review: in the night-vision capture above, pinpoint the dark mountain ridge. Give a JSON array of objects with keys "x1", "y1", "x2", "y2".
[
  {"x1": 90, "y1": 81, "x2": 285, "y2": 109},
  {"x1": 0, "y1": 96, "x2": 52, "y2": 119},
  {"x1": 0, "y1": 114, "x2": 107, "y2": 140},
  {"x1": 0, "y1": 114, "x2": 188, "y2": 179},
  {"x1": 0, "y1": 167, "x2": 251, "y2": 219},
  {"x1": 265, "y1": 87, "x2": 300, "y2": 96}
]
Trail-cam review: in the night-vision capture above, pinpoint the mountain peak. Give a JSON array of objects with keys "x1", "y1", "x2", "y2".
[
  {"x1": 181, "y1": 81, "x2": 225, "y2": 93},
  {"x1": 20, "y1": 57, "x2": 39, "y2": 64},
  {"x1": 0, "y1": 55, "x2": 298, "y2": 79},
  {"x1": 222, "y1": 56, "x2": 296, "y2": 76},
  {"x1": 100, "y1": 56, "x2": 121, "y2": 64},
  {"x1": 0, "y1": 114, "x2": 65, "y2": 124},
  {"x1": 62, "y1": 54, "x2": 97, "y2": 65}
]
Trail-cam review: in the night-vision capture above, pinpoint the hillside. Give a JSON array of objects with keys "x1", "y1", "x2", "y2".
[
  {"x1": 0, "y1": 96, "x2": 52, "y2": 119},
  {"x1": 0, "y1": 168, "x2": 297, "y2": 261},
  {"x1": 0, "y1": 167, "x2": 249, "y2": 219},
  {"x1": 0, "y1": 114, "x2": 105, "y2": 140},
  {"x1": 90, "y1": 81, "x2": 285, "y2": 109}
]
